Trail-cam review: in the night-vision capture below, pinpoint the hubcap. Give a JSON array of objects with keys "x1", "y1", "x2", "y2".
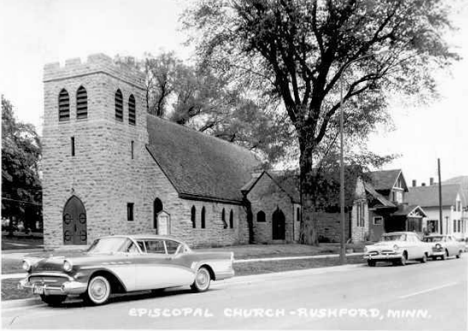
[
  {"x1": 90, "y1": 278, "x2": 108, "y2": 302},
  {"x1": 196, "y1": 269, "x2": 209, "y2": 289}
]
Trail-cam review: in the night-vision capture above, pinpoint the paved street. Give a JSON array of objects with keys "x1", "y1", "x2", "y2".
[{"x1": 2, "y1": 256, "x2": 467, "y2": 330}]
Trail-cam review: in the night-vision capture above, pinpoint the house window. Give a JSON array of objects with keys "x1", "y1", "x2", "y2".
[
  {"x1": 71, "y1": 137, "x2": 75, "y2": 156},
  {"x1": 128, "y1": 95, "x2": 136, "y2": 125},
  {"x1": 191, "y1": 206, "x2": 196, "y2": 228},
  {"x1": 221, "y1": 208, "x2": 227, "y2": 228},
  {"x1": 201, "y1": 207, "x2": 206, "y2": 229},
  {"x1": 458, "y1": 220, "x2": 461, "y2": 232},
  {"x1": 453, "y1": 220, "x2": 457, "y2": 232},
  {"x1": 127, "y1": 203, "x2": 134, "y2": 221},
  {"x1": 360, "y1": 203, "x2": 365, "y2": 227},
  {"x1": 457, "y1": 201, "x2": 461, "y2": 212},
  {"x1": 153, "y1": 198, "x2": 163, "y2": 229},
  {"x1": 58, "y1": 89, "x2": 70, "y2": 121},
  {"x1": 257, "y1": 211, "x2": 266, "y2": 223},
  {"x1": 115, "y1": 89, "x2": 123, "y2": 121},
  {"x1": 356, "y1": 202, "x2": 365, "y2": 227},
  {"x1": 373, "y1": 217, "x2": 383, "y2": 226},
  {"x1": 76, "y1": 86, "x2": 88, "y2": 119},
  {"x1": 229, "y1": 210, "x2": 234, "y2": 228},
  {"x1": 131, "y1": 141, "x2": 134, "y2": 159},
  {"x1": 296, "y1": 207, "x2": 301, "y2": 222}
]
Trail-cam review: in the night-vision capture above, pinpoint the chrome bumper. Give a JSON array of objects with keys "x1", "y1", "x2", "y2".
[
  {"x1": 18, "y1": 274, "x2": 87, "y2": 295},
  {"x1": 364, "y1": 252, "x2": 402, "y2": 260}
]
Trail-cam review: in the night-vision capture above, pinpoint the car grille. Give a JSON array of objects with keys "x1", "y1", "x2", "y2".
[{"x1": 28, "y1": 276, "x2": 68, "y2": 287}]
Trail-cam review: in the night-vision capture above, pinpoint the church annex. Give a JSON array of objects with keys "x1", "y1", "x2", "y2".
[{"x1": 42, "y1": 54, "x2": 301, "y2": 249}]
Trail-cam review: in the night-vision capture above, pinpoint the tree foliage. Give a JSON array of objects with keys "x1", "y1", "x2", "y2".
[
  {"x1": 1, "y1": 96, "x2": 42, "y2": 233},
  {"x1": 183, "y1": 0, "x2": 459, "y2": 244}
]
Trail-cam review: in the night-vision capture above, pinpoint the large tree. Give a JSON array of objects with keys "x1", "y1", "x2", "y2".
[
  {"x1": 1, "y1": 96, "x2": 42, "y2": 234},
  {"x1": 183, "y1": 0, "x2": 459, "y2": 244}
]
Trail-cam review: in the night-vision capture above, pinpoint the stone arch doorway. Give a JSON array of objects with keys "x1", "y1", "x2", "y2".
[
  {"x1": 63, "y1": 196, "x2": 87, "y2": 245},
  {"x1": 272, "y1": 208, "x2": 285, "y2": 240},
  {"x1": 153, "y1": 198, "x2": 163, "y2": 229}
]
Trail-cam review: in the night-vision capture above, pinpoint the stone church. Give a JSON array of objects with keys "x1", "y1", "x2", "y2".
[{"x1": 42, "y1": 53, "x2": 301, "y2": 249}]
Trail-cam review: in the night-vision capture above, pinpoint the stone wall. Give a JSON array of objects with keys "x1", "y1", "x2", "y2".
[
  {"x1": 247, "y1": 173, "x2": 296, "y2": 243},
  {"x1": 315, "y1": 212, "x2": 351, "y2": 243}
]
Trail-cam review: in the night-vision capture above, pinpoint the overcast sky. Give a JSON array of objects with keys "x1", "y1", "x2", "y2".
[{"x1": 1, "y1": 0, "x2": 467, "y2": 185}]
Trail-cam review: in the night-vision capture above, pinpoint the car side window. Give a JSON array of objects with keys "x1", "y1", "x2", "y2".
[
  {"x1": 137, "y1": 241, "x2": 146, "y2": 253},
  {"x1": 145, "y1": 240, "x2": 166, "y2": 254},
  {"x1": 165, "y1": 240, "x2": 182, "y2": 255}
]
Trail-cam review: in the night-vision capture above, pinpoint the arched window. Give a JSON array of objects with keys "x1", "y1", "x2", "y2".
[
  {"x1": 76, "y1": 86, "x2": 88, "y2": 119},
  {"x1": 201, "y1": 207, "x2": 206, "y2": 229},
  {"x1": 229, "y1": 210, "x2": 234, "y2": 229},
  {"x1": 58, "y1": 89, "x2": 70, "y2": 121},
  {"x1": 128, "y1": 94, "x2": 136, "y2": 125},
  {"x1": 191, "y1": 206, "x2": 196, "y2": 228},
  {"x1": 257, "y1": 211, "x2": 266, "y2": 223},
  {"x1": 221, "y1": 208, "x2": 227, "y2": 228},
  {"x1": 153, "y1": 198, "x2": 163, "y2": 229},
  {"x1": 115, "y1": 89, "x2": 123, "y2": 121}
]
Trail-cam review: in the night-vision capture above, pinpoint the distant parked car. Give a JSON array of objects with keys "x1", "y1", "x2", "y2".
[
  {"x1": 18, "y1": 235, "x2": 235, "y2": 306},
  {"x1": 364, "y1": 232, "x2": 429, "y2": 267},
  {"x1": 422, "y1": 234, "x2": 464, "y2": 260}
]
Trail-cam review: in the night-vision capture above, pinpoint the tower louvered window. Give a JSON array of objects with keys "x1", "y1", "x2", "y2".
[
  {"x1": 115, "y1": 89, "x2": 123, "y2": 121},
  {"x1": 76, "y1": 86, "x2": 88, "y2": 119},
  {"x1": 58, "y1": 89, "x2": 70, "y2": 121},
  {"x1": 128, "y1": 94, "x2": 136, "y2": 125}
]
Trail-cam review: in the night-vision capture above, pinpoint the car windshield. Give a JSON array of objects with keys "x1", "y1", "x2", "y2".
[
  {"x1": 423, "y1": 236, "x2": 444, "y2": 242},
  {"x1": 87, "y1": 237, "x2": 134, "y2": 253},
  {"x1": 380, "y1": 234, "x2": 406, "y2": 242}
]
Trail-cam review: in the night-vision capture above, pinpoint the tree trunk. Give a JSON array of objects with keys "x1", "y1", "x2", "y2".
[{"x1": 298, "y1": 132, "x2": 319, "y2": 246}]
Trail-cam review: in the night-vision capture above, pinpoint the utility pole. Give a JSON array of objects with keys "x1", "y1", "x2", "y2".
[{"x1": 438, "y1": 158, "x2": 443, "y2": 234}]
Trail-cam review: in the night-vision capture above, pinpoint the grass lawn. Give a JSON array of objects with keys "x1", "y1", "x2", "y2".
[
  {"x1": 1, "y1": 278, "x2": 35, "y2": 301},
  {"x1": 1, "y1": 235, "x2": 44, "y2": 251}
]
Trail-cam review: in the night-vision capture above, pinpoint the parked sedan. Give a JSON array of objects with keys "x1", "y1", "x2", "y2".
[
  {"x1": 422, "y1": 234, "x2": 464, "y2": 260},
  {"x1": 18, "y1": 235, "x2": 235, "y2": 306},
  {"x1": 364, "y1": 232, "x2": 429, "y2": 267}
]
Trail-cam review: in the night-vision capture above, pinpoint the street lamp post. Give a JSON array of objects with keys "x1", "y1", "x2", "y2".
[{"x1": 339, "y1": 50, "x2": 388, "y2": 265}]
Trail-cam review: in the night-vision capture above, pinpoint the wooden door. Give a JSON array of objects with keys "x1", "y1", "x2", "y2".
[
  {"x1": 272, "y1": 209, "x2": 285, "y2": 240},
  {"x1": 63, "y1": 196, "x2": 87, "y2": 245}
]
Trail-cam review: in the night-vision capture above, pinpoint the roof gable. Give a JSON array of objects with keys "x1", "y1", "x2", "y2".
[
  {"x1": 369, "y1": 169, "x2": 408, "y2": 192},
  {"x1": 146, "y1": 114, "x2": 261, "y2": 203},
  {"x1": 406, "y1": 184, "x2": 463, "y2": 208}
]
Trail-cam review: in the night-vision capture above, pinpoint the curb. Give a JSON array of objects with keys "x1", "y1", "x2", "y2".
[{"x1": 1, "y1": 297, "x2": 43, "y2": 309}]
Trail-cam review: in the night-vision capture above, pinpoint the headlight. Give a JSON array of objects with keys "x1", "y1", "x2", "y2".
[
  {"x1": 63, "y1": 260, "x2": 73, "y2": 272},
  {"x1": 435, "y1": 244, "x2": 442, "y2": 249},
  {"x1": 393, "y1": 245, "x2": 399, "y2": 251},
  {"x1": 22, "y1": 260, "x2": 31, "y2": 272}
]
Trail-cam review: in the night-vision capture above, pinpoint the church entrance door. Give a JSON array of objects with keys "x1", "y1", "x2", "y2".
[
  {"x1": 272, "y1": 208, "x2": 285, "y2": 240},
  {"x1": 63, "y1": 196, "x2": 87, "y2": 245}
]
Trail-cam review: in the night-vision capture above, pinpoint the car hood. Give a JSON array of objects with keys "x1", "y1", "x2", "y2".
[
  {"x1": 366, "y1": 241, "x2": 406, "y2": 249},
  {"x1": 30, "y1": 251, "x2": 126, "y2": 273}
]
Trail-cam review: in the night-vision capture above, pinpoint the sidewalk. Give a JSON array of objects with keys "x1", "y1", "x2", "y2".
[{"x1": 1, "y1": 252, "x2": 364, "y2": 280}]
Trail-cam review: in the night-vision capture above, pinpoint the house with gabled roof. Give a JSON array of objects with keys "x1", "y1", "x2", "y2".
[
  {"x1": 41, "y1": 54, "x2": 300, "y2": 248},
  {"x1": 406, "y1": 182, "x2": 466, "y2": 239},
  {"x1": 352, "y1": 169, "x2": 427, "y2": 242}
]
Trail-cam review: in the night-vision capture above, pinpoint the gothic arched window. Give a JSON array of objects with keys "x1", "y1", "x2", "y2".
[
  {"x1": 76, "y1": 86, "x2": 88, "y2": 119},
  {"x1": 58, "y1": 89, "x2": 70, "y2": 121},
  {"x1": 115, "y1": 89, "x2": 123, "y2": 121}
]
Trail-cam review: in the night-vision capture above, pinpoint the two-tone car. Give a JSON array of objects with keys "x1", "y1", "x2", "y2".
[
  {"x1": 422, "y1": 234, "x2": 464, "y2": 260},
  {"x1": 364, "y1": 232, "x2": 429, "y2": 266},
  {"x1": 18, "y1": 235, "x2": 235, "y2": 306}
]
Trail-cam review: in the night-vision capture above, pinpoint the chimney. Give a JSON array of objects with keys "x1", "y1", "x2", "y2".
[
  {"x1": 430, "y1": 177, "x2": 434, "y2": 185},
  {"x1": 412, "y1": 180, "x2": 417, "y2": 187}
]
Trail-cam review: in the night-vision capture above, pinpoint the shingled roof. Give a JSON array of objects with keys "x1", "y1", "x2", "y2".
[
  {"x1": 406, "y1": 184, "x2": 464, "y2": 208},
  {"x1": 146, "y1": 114, "x2": 261, "y2": 204},
  {"x1": 363, "y1": 182, "x2": 395, "y2": 208},
  {"x1": 369, "y1": 169, "x2": 407, "y2": 191}
]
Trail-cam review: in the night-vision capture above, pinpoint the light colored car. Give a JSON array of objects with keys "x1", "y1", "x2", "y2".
[
  {"x1": 18, "y1": 235, "x2": 235, "y2": 306},
  {"x1": 364, "y1": 232, "x2": 429, "y2": 267},
  {"x1": 422, "y1": 234, "x2": 464, "y2": 260}
]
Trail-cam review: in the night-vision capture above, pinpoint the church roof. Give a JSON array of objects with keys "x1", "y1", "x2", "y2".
[{"x1": 146, "y1": 114, "x2": 261, "y2": 204}]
